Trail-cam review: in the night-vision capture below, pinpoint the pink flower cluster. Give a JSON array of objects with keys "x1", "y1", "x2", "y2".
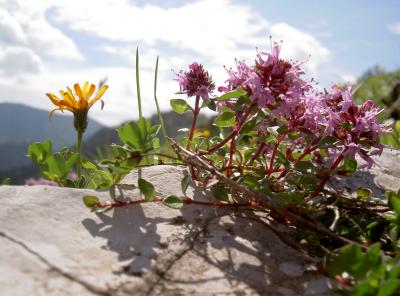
[
  {"x1": 25, "y1": 178, "x2": 59, "y2": 187},
  {"x1": 176, "y1": 40, "x2": 388, "y2": 169},
  {"x1": 220, "y1": 41, "x2": 311, "y2": 117},
  {"x1": 176, "y1": 62, "x2": 215, "y2": 101}
]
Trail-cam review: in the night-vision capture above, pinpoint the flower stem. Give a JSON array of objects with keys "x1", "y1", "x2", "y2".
[
  {"x1": 267, "y1": 133, "x2": 286, "y2": 177},
  {"x1": 76, "y1": 130, "x2": 83, "y2": 178},
  {"x1": 205, "y1": 103, "x2": 256, "y2": 155},
  {"x1": 96, "y1": 196, "x2": 260, "y2": 209},
  {"x1": 226, "y1": 137, "x2": 236, "y2": 177},
  {"x1": 186, "y1": 95, "x2": 200, "y2": 150},
  {"x1": 277, "y1": 145, "x2": 318, "y2": 179},
  {"x1": 247, "y1": 142, "x2": 266, "y2": 165},
  {"x1": 308, "y1": 147, "x2": 348, "y2": 199}
]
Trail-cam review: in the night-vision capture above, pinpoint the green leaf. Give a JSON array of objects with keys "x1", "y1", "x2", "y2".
[
  {"x1": 83, "y1": 195, "x2": 100, "y2": 208},
  {"x1": 81, "y1": 160, "x2": 114, "y2": 185},
  {"x1": 388, "y1": 191, "x2": 400, "y2": 216},
  {"x1": 294, "y1": 161, "x2": 314, "y2": 173},
  {"x1": 170, "y1": 99, "x2": 191, "y2": 114},
  {"x1": 217, "y1": 87, "x2": 247, "y2": 101},
  {"x1": 118, "y1": 121, "x2": 142, "y2": 148},
  {"x1": 1, "y1": 178, "x2": 11, "y2": 185},
  {"x1": 181, "y1": 174, "x2": 190, "y2": 195},
  {"x1": 153, "y1": 56, "x2": 168, "y2": 140},
  {"x1": 163, "y1": 195, "x2": 183, "y2": 209},
  {"x1": 243, "y1": 148, "x2": 256, "y2": 162},
  {"x1": 205, "y1": 99, "x2": 217, "y2": 111},
  {"x1": 267, "y1": 126, "x2": 280, "y2": 137},
  {"x1": 339, "y1": 157, "x2": 358, "y2": 176},
  {"x1": 242, "y1": 176, "x2": 260, "y2": 190},
  {"x1": 353, "y1": 243, "x2": 381, "y2": 280},
  {"x1": 138, "y1": 178, "x2": 156, "y2": 201},
  {"x1": 65, "y1": 153, "x2": 79, "y2": 172},
  {"x1": 377, "y1": 279, "x2": 400, "y2": 296},
  {"x1": 327, "y1": 244, "x2": 363, "y2": 277},
  {"x1": 214, "y1": 112, "x2": 235, "y2": 127},
  {"x1": 136, "y1": 47, "x2": 143, "y2": 119},
  {"x1": 117, "y1": 119, "x2": 158, "y2": 152},
  {"x1": 318, "y1": 136, "x2": 337, "y2": 148},
  {"x1": 27, "y1": 141, "x2": 53, "y2": 164},
  {"x1": 240, "y1": 119, "x2": 258, "y2": 136},
  {"x1": 211, "y1": 186, "x2": 229, "y2": 202},
  {"x1": 356, "y1": 187, "x2": 373, "y2": 199},
  {"x1": 45, "y1": 154, "x2": 67, "y2": 178}
]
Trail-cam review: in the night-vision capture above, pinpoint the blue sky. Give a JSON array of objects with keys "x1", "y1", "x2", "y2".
[{"x1": 0, "y1": 0, "x2": 399, "y2": 126}]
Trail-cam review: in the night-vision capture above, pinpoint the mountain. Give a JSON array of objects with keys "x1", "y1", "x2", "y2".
[
  {"x1": 0, "y1": 103, "x2": 104, "y2": 172},
  {"x1": 0, "y1": 107, "x2": 217, "y2": 184},
  {"x1": 0, "y1": 103, "x2": 103, "y2": 146}
]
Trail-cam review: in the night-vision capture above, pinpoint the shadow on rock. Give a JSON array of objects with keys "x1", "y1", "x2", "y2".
[{"x1": 82, "y1": 205, "x2": 169, "y2": 276}]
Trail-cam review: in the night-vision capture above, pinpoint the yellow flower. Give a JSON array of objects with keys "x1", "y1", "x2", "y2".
[
  {"x1": 194, "y1": 129, "x2": 211, "y2": 138},
  {"x1": 46, "y1": 82, "x2": 108, "y2": 132}
]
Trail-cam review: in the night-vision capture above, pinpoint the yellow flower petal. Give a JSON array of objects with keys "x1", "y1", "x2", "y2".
[
  {"x1": 86, "y1": 83, "x2": 96, "y2": 99},
  {"x1": 81, "y1": 81, "x2": 89, "y2": 97},
  {"x1": 46, "y1": 93, "x2": 62, "y2": 107},
  {"x1": 48, "y1": 107, "x2": 64, "y2": 120},
  {"x1": 88, "y1": 85, "x2": 108, "y2": 108},
  {"x1": 74, "y1": 83, "x2": 85, "y2": 108},
  {"x1": 59, "y1": 90, "x2": 77, "y2": 110}
]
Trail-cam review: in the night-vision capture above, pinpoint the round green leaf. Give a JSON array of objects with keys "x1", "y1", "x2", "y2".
[
  {"x1": 83, "y1": 195, "x2": 100, "y2": 208},
  {"x1": 163, "y1": 195, "x2": 183, "y2": 209},
  {"x1": 138, "y1": 178, "x2": 156, "y2": 201},
  {"x1": 170, "y1": 99, "x2": 191, "y2": 114},
  {"x1": 214, "y1": 112, "x2": 235, "y2": 127}
]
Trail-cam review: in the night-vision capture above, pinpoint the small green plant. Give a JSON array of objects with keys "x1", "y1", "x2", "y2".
[{"x1": 26, "y1": 41, "x2": 400, "y2": 295}]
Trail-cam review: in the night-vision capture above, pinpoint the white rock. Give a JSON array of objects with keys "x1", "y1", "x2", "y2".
[{"x1": 1, "y1": 148, "x2": 398, "y2": 295}]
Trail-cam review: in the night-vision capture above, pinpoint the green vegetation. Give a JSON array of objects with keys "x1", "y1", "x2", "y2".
[
  {"x1": 6, "y1": 49, "x2": 400, "y2": 295},
  {"x1": 354, "y1": 69, "x2": 400, "y2": 148}
]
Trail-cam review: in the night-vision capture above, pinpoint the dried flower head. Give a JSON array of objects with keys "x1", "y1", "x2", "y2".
[{"x1": 176, "y1": 62, "x2": 215, "y2": 101}]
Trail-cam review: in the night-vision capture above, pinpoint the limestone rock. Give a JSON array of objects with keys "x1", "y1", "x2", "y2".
[
  {"x1": 1, "y1": 148, "x2": 399, "y2": 295},
  {"x1": 329, "y1": 148, "x2": 400, "y2": 199}
]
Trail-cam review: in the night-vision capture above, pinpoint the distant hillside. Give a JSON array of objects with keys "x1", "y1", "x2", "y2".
[
  {"x1": 354, "y1": 70, "x2": 400, "y2": 119},
  {"x1": 82, "y1": 110, "x2": 218, "y2": 158},
  {"x1": 0, "y1": 103, "x2": 104, "y2": 171},
  {"x1": 1, "y1": 108, "x2": 217, "y2": 184},
  {"x1": 0, "y1": 103, "x2": 103, "y2": 147}
]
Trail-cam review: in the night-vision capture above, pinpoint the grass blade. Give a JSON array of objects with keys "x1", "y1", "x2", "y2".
[
  {"x1": 153, "y1": 56, "x2": 168, "y2": 140},
  {"x1": 136, "y1": 47, "x2": 143, "y2": 119}
]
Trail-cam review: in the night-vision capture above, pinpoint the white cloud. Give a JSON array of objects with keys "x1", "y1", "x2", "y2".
[
  {"x1": 0, "y1": 8, "x2": 27, "y2": 44},
  {"x1": 0, "y1": 1, "x2": 83, "y2": 63},
  {"x1": 0, "y1": 0, "x2": 332, "y2": 126},
  {"x1": 0, "y1": 46, "x2": 42, "y2": 75},
  {"x1": 340, "y1": 74, "x2": 357, "y2": 84},
  {"x1": 387, "y1": 22, "x2": 400, "y2": 35},
  {"x1": 269, "y1": 23, "x2": 330, "y2": 77}
]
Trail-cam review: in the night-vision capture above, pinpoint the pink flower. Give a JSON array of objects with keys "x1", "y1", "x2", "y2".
[
  {"x1": 176, "y1": 62, "x2": 215, "y2": 101},
  {"x1": 220, "y1": 40, "x2": 311, "y2": 117},
  {"x1": 25, "y1": 178, "x2": 59, "y2": 187},
  {"x1": 322, "y1": 86, "x2": 389, "y2": 168}
]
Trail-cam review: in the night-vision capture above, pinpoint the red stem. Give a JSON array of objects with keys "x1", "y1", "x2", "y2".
[
  {"x1": 96, "y1": 196, "x2": 260, "y2": 209},
  {"x1": 277, "y1": 145, "x2": 318, "y2": 179},
  {"x1": 205, "y1": 103, "x2": 256, "y2": 155},
  {"x1": 267, "y1": 133, "x2": 286, "y2": 177},
  {"x1": 226, "y1": 137, "x2": 236, "y2": 177},
  {"x1": 186, "y1": 95, "x2": 200, "y2": 150},
  {"x1": 309, "y1": 147, "x2": 348, "y2": 199},
  {"x1": 247, "y1": 142, "x2": 266, "y2": 165}
]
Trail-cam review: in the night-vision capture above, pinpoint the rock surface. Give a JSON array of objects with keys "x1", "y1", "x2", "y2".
[
  {"x1": 0, "y1": 148, "x2": 399, "y2": 295},
  {"x1": 329, "y1": 148, "x2": 400, "y2": 199}
]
